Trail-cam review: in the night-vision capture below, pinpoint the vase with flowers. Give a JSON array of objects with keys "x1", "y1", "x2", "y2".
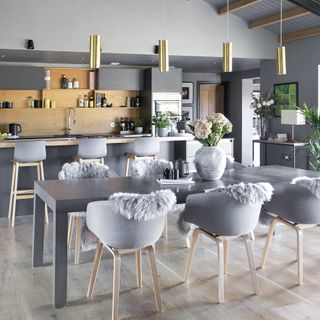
[
  {"x1": 189, "y1": 113, "x2": 233, "y2": 180},
  {"x1": 251, "y1": 92, "x2": 274, "y2": 140}
]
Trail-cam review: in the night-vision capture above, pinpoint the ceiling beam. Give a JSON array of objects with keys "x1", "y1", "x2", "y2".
[
  {"x1": 219, "y1": 0, "x2": 262, "y2": 16},
  {"x1": 282, "y1": 25, "x2": 320, "y2": 42},
  {"x1": 249, "y1": 7, "x2": 309, "y2": 29},
  {"x1": 287, "y1": 0, "x2": 320, "y2": 16}
]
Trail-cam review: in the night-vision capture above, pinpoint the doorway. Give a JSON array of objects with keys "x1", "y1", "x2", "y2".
[{"x1": 198, "y1": 83, "x2": 225, "y2": 119}]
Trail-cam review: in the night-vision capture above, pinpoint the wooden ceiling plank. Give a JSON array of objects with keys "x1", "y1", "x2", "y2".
[
  {"x1": 249, "y1": 7, "x2": 310, "y2": 29},
  {"x1": 219, "y1": 0, "x2": 262, "y2": 16},
  {"x1": 282, "y1": 25, "x2": 320, "y2": 42}
]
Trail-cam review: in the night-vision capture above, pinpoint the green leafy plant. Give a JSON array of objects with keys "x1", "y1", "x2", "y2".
[
  {"x1": 152, "y1": 113, "x2": 170, "y2": 128},
  {"x1": 134, "y1": 119, "x2": 145, "y2": 127},
  {"x1": 298, "y1": 104, "x2": 320, "y2": 171}
]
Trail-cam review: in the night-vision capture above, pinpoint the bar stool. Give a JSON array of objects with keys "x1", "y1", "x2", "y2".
[
  {"x1": 125, "y1": 137, "x2": 160, "y2": 176},
  {"x1": 75, "y1": 138, "x2": 107, "y2": 164},
  {"x1": 8, "y1": 141, "x2": 49, "y2": 227}
]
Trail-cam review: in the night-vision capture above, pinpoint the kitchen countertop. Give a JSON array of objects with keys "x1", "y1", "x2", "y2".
[{"x1": 0, "y1": 134, "x2": 195, "y2": 148}]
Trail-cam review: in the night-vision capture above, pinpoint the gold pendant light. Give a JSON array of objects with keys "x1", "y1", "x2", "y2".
[
  {"x1": 159, "y1": 39, "x2": 169, "y2": 72},
  {"x1": 277, "y1": 0, "x2": 286, "y2": 75},
  {"x1": 159, "y1": 0, "x2": 169, "y2": 72},
  {"x1": 223, "y1": 0, "x2": 232, "y2": 72},
  {"x1": 89, "y1": 34, "x2": 101, "y2": 69}
]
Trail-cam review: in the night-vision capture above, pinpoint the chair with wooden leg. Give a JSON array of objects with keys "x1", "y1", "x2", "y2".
[
  {"x1": 260, "y1": 178, "x2": 320, "y2": 285},
  {"x1": 8, "y1": 141, "x2": 49, "y2": 227},
  {"x1": 86, "y1": 189, "x2": 176, "y2": 320},
  {"x1": 125, "y1": 137, "x2": 160, "y2": 176},
  {"x1": 76, "y1": 138, "x2": 107, "y2": 164},
  {"x1": 181, "y1": 182, "x2": 274, "y2": 303},
  {"x1": 58, "y1": 161, "x2": 117, "y2": 264}
]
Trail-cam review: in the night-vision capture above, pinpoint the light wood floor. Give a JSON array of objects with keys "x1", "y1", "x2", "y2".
[{"x1": 2, "y1": 215, "x2": 320, "y2": 320}]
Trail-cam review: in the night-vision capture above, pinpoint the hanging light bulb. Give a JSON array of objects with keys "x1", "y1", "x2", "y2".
[
  {"x1": 223, "y1": 0, "x2": 233, "y2": 72},
  {"x1": 277, "y1": 0, "x2": 286, "y2": 75},
  {"x1": 89, "y1": 34, "x2": 101, "y2": 69},
  {"x1": 159, "y1": 0, "x2": 169, "y2": 72}
]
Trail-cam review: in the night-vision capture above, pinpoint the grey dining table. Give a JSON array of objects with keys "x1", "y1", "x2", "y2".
[{"x1": 32, "y1": 165, "x2": 320, "y2": 308}]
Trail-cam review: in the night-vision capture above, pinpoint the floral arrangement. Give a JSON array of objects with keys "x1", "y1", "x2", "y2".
[
  {"x1": 189, "y1": 113, "x2": 232, "y2": 147},
  {"x1": 251, "y1": 92, "x2": 274, "y2": 118}
]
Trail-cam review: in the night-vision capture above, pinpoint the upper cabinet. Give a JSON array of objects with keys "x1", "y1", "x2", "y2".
[
  {"x1": 144, "y1": 68, "x2": 182, "y2": 93},
  {"x1": 97, "y1": 68, "x2": 144, "y2": 90},
  {"x1": 0, "y1": 66, "x2": 45, "y2": 90}
]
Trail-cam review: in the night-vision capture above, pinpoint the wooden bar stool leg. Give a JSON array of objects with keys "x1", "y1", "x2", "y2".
[
  {"x1": 135, "y1": 250, "x2": 142, "y2": 288},
  {"x1": 11, "y1": 162, "x2": 19, "y2": 227},
  {"x1": 184, "y1": 228, "x2": 201, "y2": 282},
  {"x1": 217, "y1": 240, "x2": 225, "y2": 304},
  {"x1": 39, "y1": 161, "x2": 49, "y2": 224},
  {"x1": 112, "y1": 250, "x2": 121, "y2": 320},
  {"x1": 296, "y1": 228, "x2": 304, "y2": 285},
  {"x1": 74, "y1": 217, "x2": 82, "y2": 264},
  {"x1": 8, "y1": 162, "x2": 17, "y2": 220},
  {"x1": 67, "y1": 215, "x2": 74, "y2": 251},
  {"x1": 163, "y1": 217, "x2": 168, "y2": 238},
  {"x1": 223, "y1": 240, "x2": 229, "y2": 277},
  {"x1": 125, "y1": 155, "x2": 130, "y2": 177}
]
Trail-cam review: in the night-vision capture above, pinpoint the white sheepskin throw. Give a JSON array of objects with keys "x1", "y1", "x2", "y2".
[
  {"x1": 58, "y1": 161, "x2": 110, "y2": 180},
  {"x1": 205, "y1": 182, "x2": 274, "y2": 205},
  {"x1": 291, "y1": 176, "x2": 320, "y2": 199},
  {"x1": 129, "y1": 159, "x2": 172, "y2": 177},
  {"x1": 178, "y1": 182, "x2": 274, "y2": 234},
  {"x1": 110, "y1": 189, "x2": 177, "y2": 221}
]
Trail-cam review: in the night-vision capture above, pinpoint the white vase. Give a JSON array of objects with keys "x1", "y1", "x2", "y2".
[
  {"x1": 135, "y1": 127, "x2": 143, "y2": 134},
  {"x1": 194, "y1": 146, "x2": 226, "y2": 180},
  {"x1": 158, "y1": 128, "x2": 168, "y2": 137}
]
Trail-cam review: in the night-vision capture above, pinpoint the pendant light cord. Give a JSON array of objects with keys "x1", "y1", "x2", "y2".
[
  {"x1": 280, "y1": 0, "x2": 283, "y2": 47},
  {"x1": 227, "y1": 0, "x2": 230, "y2": 41},
  {"x1": 163, "y1": 0, "x2": 166, "y2": 39}
]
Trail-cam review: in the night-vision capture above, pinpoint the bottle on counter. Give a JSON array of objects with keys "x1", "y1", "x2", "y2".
[
  {"x1": 120, "y1": 117, "x2": 125, "y2": 131},
  {"x1": 89, "y1": 94, "x2": 95, "y2": 108},
  {"x1": 78, "y1": 95, "x2": 84, "y2": 108},
  {"x1": 67, "y1": 79, "x2": 73, "y2": 89},
  {"x1": 45, "y1": 69, "x2": 51, "y2": 89},
  {"x1": 129, "y1": 118, "x2": 134, "y2": 131},
  {"x1": 44, "y1": 98, "x2": 51, "y2": 109},
  {"x1": 101, "y1": 94, "x2": 107, "y2": 108},
  {"x1": 136, "y1": 93, "x2": 140, "y2": 107},
  {"x1": 73, "y1": 78, "x2": 79, "y2": 89},
  {"x1": 124, "y1": 117, "x2": 129, "y2": 131},
  {"x1": 27, "y1": 96, "x2": 34, "y2": 108},
  {"x1": 83, "y1": 95, "x2": 89, "y2": 108},
  {"x1": 61, "y1": 74, "x2": 68, "y2": 89},
  {"x1": 50, "y1": 100, "x2": 56, "y2": 109}
]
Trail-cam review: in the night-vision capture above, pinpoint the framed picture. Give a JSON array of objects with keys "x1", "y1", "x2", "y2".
[
  {"x1": 182, "y1": 106, "x2": 194, "y2": 122},
  {"x1": 182, "y1": 82, "x2": 194, "y2": 104},
  {"x1": 274, "y1": 82, "x2": 298, "y2": 117}
]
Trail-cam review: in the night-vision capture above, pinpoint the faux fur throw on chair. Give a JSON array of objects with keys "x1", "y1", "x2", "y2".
[
  {"x1": 178, "y1": 182, "x2": 274, "y2": 234},
  {"x1": 129, "y1": 159, "x2": 172, "y2": 177},
  {"x1": 291, "y1": 176, "x2": 320, "y2": 199},
  {"x1": 58, "y1": 161, "x2": 111, "y2": 180},
  {"x1": 110, "y1": 189, "x2": 177, "y2": 221}
]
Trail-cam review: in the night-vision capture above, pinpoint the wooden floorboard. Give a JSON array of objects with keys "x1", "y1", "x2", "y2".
[{"x1": 1, "y1": 215, "x2": 320, "y2": 319}]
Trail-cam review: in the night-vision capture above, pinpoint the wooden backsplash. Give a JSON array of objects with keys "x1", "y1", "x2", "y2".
[{"x1": 0, "y1": 90, "x2": 142, "y2": 136}]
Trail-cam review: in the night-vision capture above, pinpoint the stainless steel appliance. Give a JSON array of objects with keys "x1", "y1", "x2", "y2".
[{"x1": 152, "y1": 92, "x2": 181, "y2": 135}]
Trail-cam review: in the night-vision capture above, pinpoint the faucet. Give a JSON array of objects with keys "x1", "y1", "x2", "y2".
[{"x1": 66, "y1": 108, "x2": 76, "y2": 136}]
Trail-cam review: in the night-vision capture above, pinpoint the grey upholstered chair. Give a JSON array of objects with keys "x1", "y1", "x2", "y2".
[
  {"x1": 76, "y1": 138, "x2": 107, "y2": 164},
  {"x1": 58, "y1": 161, "x2": 118, "y2": 264},
  {"x1": 181, "y1": 182, "x2": 273, "y2": 303},
  {"x1": 261, "y1": 177, "x2": 320, "y2": 285},
  {"x1": 8, "y1": 140, "x2": 48, "y2": 226},
  {"x1": 86, "y1": 190, "x2": 176, "y2": 320},
  {"x1": 125, "y1": 137, "x2": 160, "y2": 176}
]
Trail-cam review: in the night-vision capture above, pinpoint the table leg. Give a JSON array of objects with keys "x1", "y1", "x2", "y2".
[
  {"x1": 32, "y1": 194, "x2": 45, "y2": 268},
  {"x1": 53, "y1": 212, "x2": 68, "y2": 308}
]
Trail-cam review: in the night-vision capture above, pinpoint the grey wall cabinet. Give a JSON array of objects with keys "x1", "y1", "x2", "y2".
[
  {"x1": 97, "y1": 68, "x2": 144, "y2": 90},
  {"x1": 144, "y1": 68, "x2": 182, "y2": 92},
  {"x1": 0, "y1": 66, "x2": 45, "y2": 89}
]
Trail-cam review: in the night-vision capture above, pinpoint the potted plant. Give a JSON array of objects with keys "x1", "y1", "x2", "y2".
[
  {"x1": 299, "y1": 104, "x2": 320, "y2": 171},
  {"x1": 152, "y1": 113, "x2": 170, "y2": 137},
  {"x1": 134, "y1": 119, "x2": 145, "y2": 134},
  {"x1": 251, "y1": 91, "x2": 274, "y2": 140},
  {"x1": 189, "y1": 113, "x2": 233, "y2": 180}
]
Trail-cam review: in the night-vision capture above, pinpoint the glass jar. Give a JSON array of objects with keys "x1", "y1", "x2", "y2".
[
  {"x1": 73, "y1": 78, "x2": 79, "y2": 89},
  {"x1": 67, "y1": 79, "x2": 73, "y2": 89},
  {"x1": 27, "y1": 96, "x2": 34, "y2": 108}
]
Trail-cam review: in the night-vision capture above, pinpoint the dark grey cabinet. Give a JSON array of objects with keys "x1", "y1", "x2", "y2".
[
  {"x1": 144, "y1": 68, "x2": 182, "y2": 92},
  {"x1": 0, "y1": 66, "x2": 45, "y2": 89},
  {"x1": 97, "y1": 68, "x2": 144, "y2": 90}
]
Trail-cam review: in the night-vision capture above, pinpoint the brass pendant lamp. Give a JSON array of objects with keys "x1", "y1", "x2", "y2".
[
  {"x1": 223, "y1": 0, "x2": 233, "y2": 72},
  {"x1": 159, "y1": 0, "x2": 169, "y2": 72},
  {"x1": 89, "y1": 34, "x2": 101, "y2": 69},
  {"x1": 277, "y1": 0, "x2": 286, "y2": 75}
]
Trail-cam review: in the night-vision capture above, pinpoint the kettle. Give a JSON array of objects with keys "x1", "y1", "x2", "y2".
[{"x1": 9, "y1": 123, "x2": 22, "y2": 137}]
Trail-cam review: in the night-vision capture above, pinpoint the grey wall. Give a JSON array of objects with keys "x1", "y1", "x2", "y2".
[
  {"x1": 182, "y1": 72, "x2": 221, "y2": 120},
  {"x1": 222, "y1": 69, "x2": 260, "y2": 162},
  {"x1": 0, "y1": 0, "x2": 276, "y2": 59},
  {"x1": 260, "y1": 36, "x2": 320, "y2": 141}
]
